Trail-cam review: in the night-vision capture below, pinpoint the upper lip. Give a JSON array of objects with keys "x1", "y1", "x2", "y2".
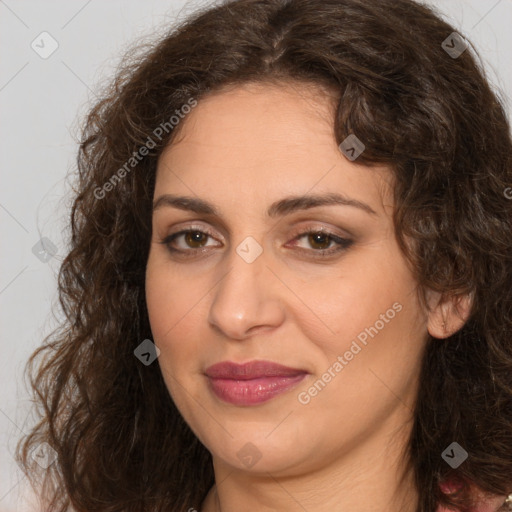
[{"x1": 204, "y1": 360, "x2": 308, "y2": 380}]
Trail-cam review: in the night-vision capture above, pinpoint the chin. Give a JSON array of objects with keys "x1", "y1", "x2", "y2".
[{"x1": 205, "y1": 428, "x2": 314, "y2": 475}]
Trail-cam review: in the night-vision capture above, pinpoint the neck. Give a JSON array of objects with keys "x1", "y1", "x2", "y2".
[{"x1": 201, "y1": 411, "x2": 419, "y2": 512}]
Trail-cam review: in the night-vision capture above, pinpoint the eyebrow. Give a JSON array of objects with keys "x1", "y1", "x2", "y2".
[{"x1": 152, "y1": 192, "x2": 378, "y2": 218}]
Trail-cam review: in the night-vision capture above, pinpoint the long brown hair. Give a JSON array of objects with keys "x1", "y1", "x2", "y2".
[{"x1": 16, "y1": 1, "x2": 512, "y2": 511}]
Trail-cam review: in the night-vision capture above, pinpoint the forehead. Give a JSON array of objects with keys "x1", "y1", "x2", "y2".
[
  {"x1": 154, "y1": 82, "x2": 393, "y2": 219},
  {"x1": 161, "y1": 82, "x2": 338, "y2": 165}
]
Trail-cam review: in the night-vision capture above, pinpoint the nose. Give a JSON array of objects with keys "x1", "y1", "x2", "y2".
[{"x1": 207, "y1": 242, "x2": 285, "y2": 340}]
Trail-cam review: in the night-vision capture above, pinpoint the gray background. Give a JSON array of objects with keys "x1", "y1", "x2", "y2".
[{"x1": 1, "y1": 0, "x2": 511, "y2": 510}]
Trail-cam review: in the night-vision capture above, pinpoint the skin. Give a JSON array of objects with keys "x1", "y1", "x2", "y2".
[{"x1": 145, "y1": 81, "x2": 472, "y2": 512}]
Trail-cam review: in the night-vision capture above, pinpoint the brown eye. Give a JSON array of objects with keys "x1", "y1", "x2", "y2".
[
  {"x1": 183, "y1": 231, "x2": 209, "y2": 248},
  {"x1": 306, "y1": 232, "x2": 332, "y2": 250},
  {"x1": 289, "y1": 228, "x2": 354, "y2": 259},
  {"x1": 160, "y1": 228, "x2": 219, "y2": 254}
]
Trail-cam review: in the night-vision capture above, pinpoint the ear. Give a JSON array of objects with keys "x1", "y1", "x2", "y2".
[{"x1": 426, "y1": 290, "x2": 474, "y2": 339}]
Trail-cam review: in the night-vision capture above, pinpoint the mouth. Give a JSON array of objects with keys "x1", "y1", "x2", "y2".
[{"x1": 204, "y1": 360, "x2": 309, "y2": 406}]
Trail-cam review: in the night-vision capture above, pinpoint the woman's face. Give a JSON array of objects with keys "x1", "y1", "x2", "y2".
[{"x1": 145, "y1": 81, "x2": 430, "y2": 477}]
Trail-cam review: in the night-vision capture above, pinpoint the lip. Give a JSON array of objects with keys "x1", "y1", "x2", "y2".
[{"x1": 204, "y1": 360, "x2": 308, "y2": 406}]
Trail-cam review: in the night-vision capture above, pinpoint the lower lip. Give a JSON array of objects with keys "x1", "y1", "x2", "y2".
[{"x1": 206, "y1": 374, "x2": 307, "y2": 406}]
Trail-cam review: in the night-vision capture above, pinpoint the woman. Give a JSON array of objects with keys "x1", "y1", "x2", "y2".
[{"x1": 16, "y1": 0, "x2": 512, "y2": 511}]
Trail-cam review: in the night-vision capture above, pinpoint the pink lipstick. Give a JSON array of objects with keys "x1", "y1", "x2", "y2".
[{"x1": 204, "y1": 360, "x2": 308, "y2": 406}]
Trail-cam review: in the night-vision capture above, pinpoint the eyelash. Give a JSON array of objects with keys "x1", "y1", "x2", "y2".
[{"x1": 159, "y1": 225, "x2": 354, "y2": 259}]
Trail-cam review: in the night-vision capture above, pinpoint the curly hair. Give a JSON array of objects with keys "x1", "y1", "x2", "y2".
[{"x1": 15, "y1": 0, "x2": 512, "y2": 511}]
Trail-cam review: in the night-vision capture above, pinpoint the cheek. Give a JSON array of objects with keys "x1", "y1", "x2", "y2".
[
  {"x1": 145, "y1": 273, "x2": 173, "y2": 340},
  {"x1": 296, "y1": 248, "x2": 420, "y2": 352},
  {"x1": 145, "y1": 261, "x2": 208, "y2": 370},
  {"x1": 145, "y1": 264, "x2": 203, "y2": 408},
  {"x1": 146, "y1": 258, "x2": 196, "y2": 338}
]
